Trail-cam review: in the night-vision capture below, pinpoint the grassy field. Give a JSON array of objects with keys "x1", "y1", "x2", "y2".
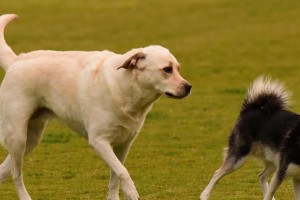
[{"x1": 0, "y1": 0, "x2": 300, "y2": 199}]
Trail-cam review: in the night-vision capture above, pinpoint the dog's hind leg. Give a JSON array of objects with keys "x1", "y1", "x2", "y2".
[
  {"x1": 293, "y1": 179, "x2": 300, "y2": 200},
  {"x1": 0, "y1": 96, "x2": 41, "y2": 200},
  {"x1": 5, "y1": 122, "x2": 32, "y2": 200},
  {"x1": 263, "y1": 166, "x2": 287, "y2": 200},
  {"x1": 200, "y1": 153, "x2": 247, "y2": 200},
  {"x1": 0, "y1": 155, "x2": 11, "y2": 184},
  {"x1": 0, "y1": 117, "x2": 47, "y2": 185},
  {"x1": 25, "y1": 117, "x2": 48, "y2": 154},
  {"x1": 258, "y1": 163, "x2": 276, "y2": 200}
]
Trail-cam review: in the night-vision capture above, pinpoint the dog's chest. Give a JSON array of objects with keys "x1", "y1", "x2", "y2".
[
  {"x1": 107, "y1": 116, "x2": 145, "y2": 146},
  {"x1": 251, "y1": 143, "x2": 279, "y2": 166},
  {"x1": 287, "y1": 164, "x2": 300, "y2": 179},
  {"x1": 100, "y1": 112, "x2": 145, "y2": 145}
]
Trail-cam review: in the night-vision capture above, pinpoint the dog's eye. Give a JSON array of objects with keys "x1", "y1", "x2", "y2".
[{"x1": 163, "y1": 66, "x2": 173, "y2": 74}]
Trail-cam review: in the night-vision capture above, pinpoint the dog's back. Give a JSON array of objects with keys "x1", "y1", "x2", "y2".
[{"x1": 234, "y1": 76, "x2": 300, "y2": 159}]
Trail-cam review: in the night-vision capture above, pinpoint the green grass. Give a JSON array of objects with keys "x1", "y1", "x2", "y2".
[{"x1": 0, "y1": 0, "x2": 300, "y2": 199}]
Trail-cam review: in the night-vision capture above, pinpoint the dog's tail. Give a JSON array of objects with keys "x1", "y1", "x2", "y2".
[
  {"x1": 0, "y1": 14, "x2": 18, "y2": 71},
  {"x1": 242, "y1": 76, "x2": 291, "y2": 113}
]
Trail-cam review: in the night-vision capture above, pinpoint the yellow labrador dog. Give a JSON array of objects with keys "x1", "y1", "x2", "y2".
[{"x1": 0, "y1": 14, "x2": 191, "y2": 200}]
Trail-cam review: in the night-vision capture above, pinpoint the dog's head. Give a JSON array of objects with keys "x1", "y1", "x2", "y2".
[{"x1": 117, "y1": 45, "x2": 192, "y2": 99}]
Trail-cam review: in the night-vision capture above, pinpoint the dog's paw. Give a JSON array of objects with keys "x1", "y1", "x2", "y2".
[
  {"x1": 123, "y1": 186, "x2": 140, "y2": 200},
  {"x1": 200, "y1": 191, "x2": 209, "y2": 200},
  {"x1": 124, "y1": 192, "x2": 140, "y2": 200},
  {"x1": 107, "y1": 198, "x2": 120, "y2": 200},
  {"x1": 121, "y1": 179, "x2": 140, "y2": 200},
  {"x1": 263, "y1": 196, "x2": 276, "y2": 200},
  {"x1": 107, "y1": 194, "x2": 120, "y2": 200}
]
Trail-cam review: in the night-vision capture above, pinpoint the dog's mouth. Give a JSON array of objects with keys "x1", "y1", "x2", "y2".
[{"x1": 165, "y1": 92, "x2": 186, "y2": 99}]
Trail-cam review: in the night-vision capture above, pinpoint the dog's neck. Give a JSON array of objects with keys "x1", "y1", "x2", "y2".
[
  {"x1": 108, "y1": 69, "x2": 161, "y2": 121},
  {"x1": 121, "y1": 87, "x2": 161, "y2": 121}
]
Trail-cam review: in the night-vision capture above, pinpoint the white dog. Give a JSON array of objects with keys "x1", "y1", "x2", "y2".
[{"x1": 0, "y1": 14, "x2": 191, "y2": 200}]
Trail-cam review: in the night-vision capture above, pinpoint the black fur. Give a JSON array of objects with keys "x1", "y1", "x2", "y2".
[
  {"x1": 231, "y1": 92, "x2": 300, "y2": 155},
  {"x1": 201, "y1": 78, "x2": 300, "y2": 200},
  {"x1": 227, "y1": 80, "x2": 300, "y2": 183}
]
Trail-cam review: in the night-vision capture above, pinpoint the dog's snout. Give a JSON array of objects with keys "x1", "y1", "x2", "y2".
[{"x1": 184, "y1": 83, "x2": 192, "y2": 94}]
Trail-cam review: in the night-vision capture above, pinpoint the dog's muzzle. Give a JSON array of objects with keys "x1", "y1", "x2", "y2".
[{"x1": 165, "y1": 82, "x2": 192, "y2": 99}]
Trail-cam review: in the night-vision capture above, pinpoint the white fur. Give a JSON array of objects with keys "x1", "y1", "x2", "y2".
[
  {"x1": 0, "y1": 14, "x2": 18, "y2": 70},
  {"x1": 0, "y1": 14, "x2": 191, "y2": 200},
  {"x1": 246, "y1": 75, "x2": 291, "y2": 109}
]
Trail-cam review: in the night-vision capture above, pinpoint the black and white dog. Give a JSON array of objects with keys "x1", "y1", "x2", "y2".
[{"x1": 201, "y1": 76, "x2": 300, "y2": 200}]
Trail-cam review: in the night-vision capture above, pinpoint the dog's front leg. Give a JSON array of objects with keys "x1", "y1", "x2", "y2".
[
  {"x1": 108, "y1": 142, "x2": 133, "y2": 200},
  {"x1": 89, "y1": 137, "x2": 139, "y2": 200},
  {"x1": 293, "y1": 179, "x2": 300, "y2": 199},
  {"x1": 258, "y1": 163, "x2": 275, "y2": 200}
]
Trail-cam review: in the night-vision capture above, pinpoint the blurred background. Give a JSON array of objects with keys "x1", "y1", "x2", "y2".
[{"x1": 0, "y1": 0, "x2": 299, "y2": 199}]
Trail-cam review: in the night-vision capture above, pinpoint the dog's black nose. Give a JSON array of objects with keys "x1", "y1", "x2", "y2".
[{"x1": 184, "y1": 83, "x2": 192, "y2": 94}]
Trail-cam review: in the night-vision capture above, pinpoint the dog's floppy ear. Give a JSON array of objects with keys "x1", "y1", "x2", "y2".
[{"x1": 117, "y1": 51, "x2": 146, "y2": 70}]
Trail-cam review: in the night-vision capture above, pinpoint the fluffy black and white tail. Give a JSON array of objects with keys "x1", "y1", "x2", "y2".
[
  {"x1": 0, "y1": 14, "x2": 18, "y2": 71},
  {"x1": 242, "y1": 76, "x2": 291, "y2": 113}
]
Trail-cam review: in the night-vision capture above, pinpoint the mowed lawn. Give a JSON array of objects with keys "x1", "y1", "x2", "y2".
[{"x1": 0, "y1": 0, "x2": 300, "y2": 199}]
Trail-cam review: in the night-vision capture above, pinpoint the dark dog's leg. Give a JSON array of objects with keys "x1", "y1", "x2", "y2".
[
  {"x1": 258, "y1": 163, "x2": 276, "y2": 200},
  {"x1": 200, "y1": 151, "x2": 248, "y2": 200},
  {"x1": 263, "y1": 161, "x2": 288, "y2": 200},
  {"x1": 293, "y1": 179, "x2": 300, "y2": 199}
]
